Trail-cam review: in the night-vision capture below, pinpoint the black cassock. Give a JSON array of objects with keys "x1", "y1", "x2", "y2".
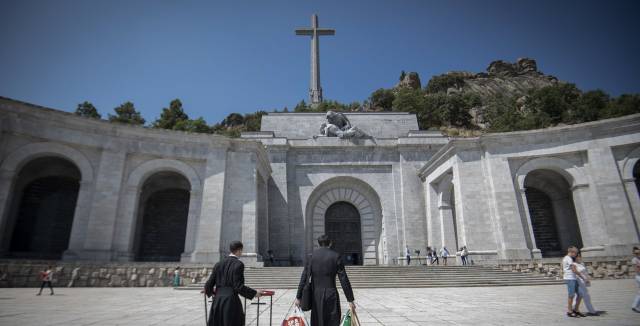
[
  {"x1": 296, "y1": 247, "x2": 355, "y2": 326},
  {"x1": 205, "y1": 256, "x2": 257, "y2": 326}
]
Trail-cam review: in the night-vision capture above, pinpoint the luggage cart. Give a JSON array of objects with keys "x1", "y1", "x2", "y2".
[
  {"x1": 245, "y1": 290, "x2": 275, "y2": 326},
  {"x1": 202, "y1": 289, "x2": 276, "y2": 326}
]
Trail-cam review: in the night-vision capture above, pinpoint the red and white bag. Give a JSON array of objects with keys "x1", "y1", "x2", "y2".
[{"x1": 282, "y1": 307, "x2": 309, "y2": 326}]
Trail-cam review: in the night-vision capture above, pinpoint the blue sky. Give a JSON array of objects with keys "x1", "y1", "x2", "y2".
[{"x1": 1, "y1": 0, "x2": 639, "y2": 124}]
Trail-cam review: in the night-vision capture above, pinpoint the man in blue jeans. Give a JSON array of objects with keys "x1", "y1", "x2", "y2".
[{"x1": 562, "y1": 246, "x2": 584, "y2": 317}]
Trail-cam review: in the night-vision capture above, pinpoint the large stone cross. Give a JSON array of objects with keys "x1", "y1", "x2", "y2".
[{"x1": 295, "y1": 14, "x2": 335, "y2": 104}]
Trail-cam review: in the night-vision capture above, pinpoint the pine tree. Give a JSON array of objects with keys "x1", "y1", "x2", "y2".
[
  {"x1": 74, "y1": 101, "x2": 101, "y2": 119},
  {"x1": 152, "y1": 99, "x2": 189, "y2": 129},
  {"x1": 108, "y1": 102, "x2": 145, "y2": 125}
]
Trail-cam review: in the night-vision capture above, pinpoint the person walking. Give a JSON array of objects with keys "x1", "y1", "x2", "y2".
[
  {"x1": 632, "y1": 247, "x2": 640, "y2": 313},
  {"x1": 204, "y1": 241, "x2": 263, "y2": 326},
  {"x1": 432, "y1": 247, "x2": 439, "y2": 265},
  {"x1": 172, "y1": 266, "x2": 181, "y2": 287},
  {"x1": 563, "y1": 246, "x2": 584, "y2": 318},
  {"x1": 36, "y1": 265, "x2": 54, "y2": 296},
  {"x1": 573, "y1": 253, "x2": 599, "y2": 316},
  {"x1": 440, "y1": 247, "x2": 450, "y2": 266},
  {"x1": 426, "y1": 247, "x2": 433, "y2": 266},
  {"x1": 406, "y1": 246, "x2": 411, "y2": 266},
  {"x1": 461, "y1": 246, "x2": 469, "y2": 266},
  {"x1": 296, "y1": 235, "x2": 355, "y2": 326},
  {"x1": 267, "y1": 250, "x2": 275, "y2": 266}
]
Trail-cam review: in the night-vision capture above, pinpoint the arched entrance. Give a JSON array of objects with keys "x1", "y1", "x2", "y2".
[
  {"x1": 325, "y1": 201, "x2": 363, "y2": 265},
  {"x1": 305, "y1": 177, "x2": 384, "y2": 265},
  {"x1": 5, "y1": 157, "x2": 80, "y2": 259},
  {"x1": 524, "y1": 169, "x2": 583, "y2": 257},
  {"x1": 134, "y1": 171, "x2": 190, "y2": 261}
]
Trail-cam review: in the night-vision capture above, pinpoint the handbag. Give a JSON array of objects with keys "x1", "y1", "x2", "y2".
[
  {"x1": 350, "y1": 307, "x2": 361, "y2": 326},
  {"x1": 300, "y1": 255, "x2": 313, "y2": 311},
  {"x1": 282, "y1": 307, "x2": 309, "y2": 326},
  {"x1": 340, "y1": 310, "x2": 352, "y2": 326}
]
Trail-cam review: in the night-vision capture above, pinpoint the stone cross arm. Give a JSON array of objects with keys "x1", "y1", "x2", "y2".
[{"x1": 295, "y1": 28, "x2": 335, "y2": 36}]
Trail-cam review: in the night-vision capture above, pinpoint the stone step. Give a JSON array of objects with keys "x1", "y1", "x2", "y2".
[{"x1": 177, "y1": 266, "x2": 560, "y2": 290}]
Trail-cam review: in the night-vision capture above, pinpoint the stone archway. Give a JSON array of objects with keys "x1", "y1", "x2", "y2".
[
  {"x1": 134, "y1": 171, "x2": 191, "y2": 262},
  {"x1": 113, "y1": 159, "x2": 202, "y2": 262},
  {"x1": 515, "y1": 158, "x2": 586, "y2": 257},
  {"x1": 305, "y1": 177, "x2": 383, "y2": 265},
  {"x1": 4, "y1": 157, "x2": 81, "y2": 259},
  {"x1": 0, "y1": 142, "x2": 94, "y2": 257}
]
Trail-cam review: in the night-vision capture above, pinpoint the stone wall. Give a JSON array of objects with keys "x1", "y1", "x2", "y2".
[
  {"x1": 491, "y1": 257, "x2": 635, "y2": 280},
  {"x1": 0, "y1": 260, "x2": 213, "y2": 288}
]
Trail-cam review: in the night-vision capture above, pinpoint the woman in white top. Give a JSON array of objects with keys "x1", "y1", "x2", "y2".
[
  {"x1": 440, "y1": 247, "x2": 450, "y2": 266},
  {"x1": 572, "y1": 253, "x2": 599, "y2": 316}
]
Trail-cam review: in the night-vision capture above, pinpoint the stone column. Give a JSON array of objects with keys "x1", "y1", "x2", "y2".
[
  {"x1": 190, "y1": 148, "x2": 228, "y2": 263},
  {"x1": 439, "y1": 203, "x2": 457, "y2": 251},
  {"x1": 77, "y1": 149, "x2": 127, "y2": 260},
  {"x1": 587, "y1": 147, "x2": 639, "y2": 255},
  {"x1": 240, "y1": 168, "x2": 258, "y2": 261},
  {"x1": 571, "y1": 184, "x2": 609, "y2": 256},
  {"x1": 62, "y1": 180, "x2": 96, "y2": 260},
  {"x1": 517, "y1": 188, "x2": 541, "y2": 258},
  {"x1": 181, "y1": 189, "x2": 203, "y2": 261},
  {"x1": 399, "y1": 151, "x2": 428, "y2": 254},
  {"x1": 265, "y1": 149, "x2": 290, "y2": 265},
  {"x1": 236, "y1": 151, "x2": 262, "y2": 266},
  {"x1": 112, "y1": 185, "x2": 140, "y2": 261},
  {"x1": 425, "y1": 182, "x2": 441, "y2": 250},
  {"x1": 451, "y1": 157, "x2": 499, "y2": 259},
  {"x1": 484, "y1": 156, "x2": 533, "y2": 260},
  {"x1": 0, "y1": 168, "x2": 15, "y2": 253}
]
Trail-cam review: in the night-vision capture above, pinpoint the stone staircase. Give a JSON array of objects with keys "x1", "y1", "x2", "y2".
[{"x1": 177, "y1": 265, "x2": 562, "y2": 290}]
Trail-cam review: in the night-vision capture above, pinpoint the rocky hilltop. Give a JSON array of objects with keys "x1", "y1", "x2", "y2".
[{"x1": 429, "y1": 58, "x2": 559, "y2": 98}]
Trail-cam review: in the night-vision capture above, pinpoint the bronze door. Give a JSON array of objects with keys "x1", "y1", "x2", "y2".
[{"x1": 325, "y1": 201, "x2": 362, "y2": 265}]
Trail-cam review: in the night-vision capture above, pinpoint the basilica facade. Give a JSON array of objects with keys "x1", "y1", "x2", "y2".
[{"x1": 1, "y1": 96, "x2": 639, "y2": 266}]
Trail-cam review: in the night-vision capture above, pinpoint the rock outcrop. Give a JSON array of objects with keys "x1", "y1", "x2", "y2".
[
  {"x1": 396, "y1": 72, "x2": 422, "y2": 90},
  {"x1": 440, "y1": 58, "x2": 558, "y2": 98}
]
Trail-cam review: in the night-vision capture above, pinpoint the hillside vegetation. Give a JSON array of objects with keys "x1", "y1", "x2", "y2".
[{"x1": 75, "y1": 58, "x2": 640, "y2": 137}]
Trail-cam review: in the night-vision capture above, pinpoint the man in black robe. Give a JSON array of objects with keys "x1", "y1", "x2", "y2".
[
  {"x1": 295, "y1": 235, "x2": 355, "y2": 326},
  {"x1": 204, "y1": 241, "x2": 262, "y2": 326}
]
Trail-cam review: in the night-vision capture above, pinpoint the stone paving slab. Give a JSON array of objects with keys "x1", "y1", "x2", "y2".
[{"x1": 0, "y1": 279, "x2": 638, "y2": 325}]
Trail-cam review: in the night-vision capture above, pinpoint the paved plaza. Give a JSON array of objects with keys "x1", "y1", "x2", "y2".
[{"x1": 0, "y1": 279, "x2": 638, "y2": 325}]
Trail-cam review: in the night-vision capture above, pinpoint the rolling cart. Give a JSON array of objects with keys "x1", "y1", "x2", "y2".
[
  {"x1": 203, "y1": 289, "x2": 275, "y2": 326},
  {"x1": 245, "y1": 290, "x2": 275, "y2": 326}
]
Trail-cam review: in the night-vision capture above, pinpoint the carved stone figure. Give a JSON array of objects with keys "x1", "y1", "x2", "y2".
[{"x1": 319, "y1": 111, "x2": 366, "y2": 139}]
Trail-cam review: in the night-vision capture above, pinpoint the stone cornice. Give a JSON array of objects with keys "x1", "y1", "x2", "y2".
[
  {"x1": 418, "y1": 138, "x2": 479, "y2": 179},
  {"x1": 0, "y1": 96, "x2": 233, "y2": 150},
  {"x1": 418, "y1": 114, "x2": 640, "y2": 179}
]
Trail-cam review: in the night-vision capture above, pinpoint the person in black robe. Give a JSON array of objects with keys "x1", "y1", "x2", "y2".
[
  {"x1": 295, "y1": 235, "x2": 355, "y2": 326},
  {"x1": 204, "y1": 241, "x2": 262, "y2": 326}
]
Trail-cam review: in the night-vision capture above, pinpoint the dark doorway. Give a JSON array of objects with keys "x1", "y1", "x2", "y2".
[
  {"x1": 6, "y1": 157, "x2": 81, "y2": 259},
  {"x1": 634, "y1": 161, "x2": 640, "y2": 197},
  {"x1": 325, "y1": 201, "x2": 362, "y2": 265},
  {"x1": 135, "y1": 172, "x2": 190, "y2": 262},
  {"x1": 524, "y1": 169, "x2": 583, "y2": 257},
  {"x1": 525, "y1": 188, "x2": 562, "y2": 256}
]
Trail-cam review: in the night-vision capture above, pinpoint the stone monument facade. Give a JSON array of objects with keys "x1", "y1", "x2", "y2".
[{"x1": 0, "y1": 96, "x2": 639, "y2": 267}]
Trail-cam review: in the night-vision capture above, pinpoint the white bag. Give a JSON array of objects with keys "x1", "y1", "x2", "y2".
[{"x1": 282, "y1": 307, "x2": 309, "y2": 326}]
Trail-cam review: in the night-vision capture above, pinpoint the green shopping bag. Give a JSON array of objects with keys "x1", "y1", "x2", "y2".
[{"x1": 340, "y1": 310, "x2": 352, "y2": 326}]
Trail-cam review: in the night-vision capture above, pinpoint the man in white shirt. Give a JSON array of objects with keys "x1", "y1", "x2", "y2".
[
  {"x1": 563, "y1": 246, "x2": 583, "y2": 317},
  {"x1": 632, "y1": 247, "x2": 640, "y2": 313}
]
